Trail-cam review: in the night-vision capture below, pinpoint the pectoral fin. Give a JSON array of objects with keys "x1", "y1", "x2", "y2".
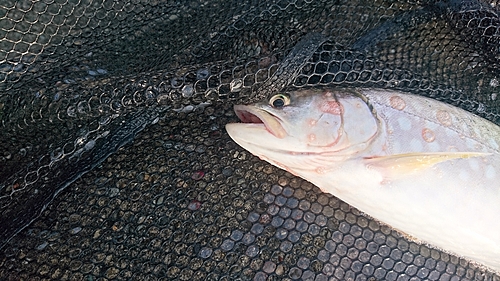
[{"x1": 364, "y1": 152, "x2": 490, "y2": 178}]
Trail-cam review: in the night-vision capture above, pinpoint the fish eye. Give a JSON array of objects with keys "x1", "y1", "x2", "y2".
[{"x1": 269, "y1": 94, "x2": 290, "y2": 108}]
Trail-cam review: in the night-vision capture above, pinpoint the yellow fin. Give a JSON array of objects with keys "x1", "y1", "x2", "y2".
[{"x1": 364, "y1": 152, "x2": 490, "y2": 177}]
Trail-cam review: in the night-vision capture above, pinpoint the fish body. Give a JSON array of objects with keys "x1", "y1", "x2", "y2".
[{"x1": 225, "y1": 88, "x2": 500, "y2": 272}]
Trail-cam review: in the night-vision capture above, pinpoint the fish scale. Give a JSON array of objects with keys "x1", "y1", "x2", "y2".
[{"x1": 226, "y1": 88, "x2": 500, "y2": 273}]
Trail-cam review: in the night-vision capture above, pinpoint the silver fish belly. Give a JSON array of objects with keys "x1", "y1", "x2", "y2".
[{"x1": 225, "y1": 88, "x2": 500, "y2": 273}]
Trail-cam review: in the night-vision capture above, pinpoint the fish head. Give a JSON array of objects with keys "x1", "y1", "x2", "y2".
[{"x1": 225, "y1": 88, "x2": 380, "y2": 173}]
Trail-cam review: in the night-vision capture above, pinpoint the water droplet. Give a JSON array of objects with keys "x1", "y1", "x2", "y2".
[
  {"x1": 67, "y1": 106, "x2": 76, "y2": 117},
  {"x1": 246, "y1": 245, "x2": 259, "y2": 257},
  {"x1": 111, "y1": 100, "x2": 122, "y2": 110},
  {"x1": 490, "y1": 78, "x2": 499, "y2": 87},
  {"x1": 145, "y1": 88, "x2": 156, "y2": 100},
  {"x1": 199, "y1": 247, "x2": 212, "y2": 258},
  {"x1": 182, "y1": 85, "x2": 194, "y2": 97},
  {"x1": 109, "y1": 188, "x2": 120, "y2": 197},
  {"x1": 155, "y1": 195, "x2": 164, "y2": 205},
  {"x1": 221, "y1": 239, "x2": 234, "y2": 251},
  {"x1": 85, "y1": 140, "x2": 95, "y2": 150},
  {"x1": 3, "y1": 151, "x2": 11, "y2": 160},
  {"x1": 263, "y1": 261, "x2": 277, "y2": 274},
  {"x1": 230, "y1": 79, "x2": 243, "y2": 92},
  {"x1": 36, "y1": 242, "x2": 48, "y2": 250},
  {"x1": 477, "y1": 103, "x2": 485, "y2": 113},
  {"x1": 173, "y1": 105, "x2": 194, "y2": 113},
  {"x1": 50, "y1": 148, "x2": 63, "y2": 160},
  {"x1": 196, "y1": 68, "x2": 210, "y2": 80},
  {"x1": 170, "y1": 77, "x2": 183, "y2": 88},
  {"x1": 69, "y1": 227, "x2": 82, "y2": 235},
  {"x1": 195, "y1": 145, "x2": 206, "y2": 153},
  {"x1": 242, "y1": 233, "x2": 255, "y2": 245},
  {"x1": 99, "y1": 116, "x2": 111, "y2": 125},
  {"x1": 12, "y1": 64, "x2": 23, "y2": 72},
  {"x1": 231, "y1": 230, "x2": 243, "y2": 241},
  {"x1": 0, "y1": 64, "x2": 12, "y2": 72},
  {"x1": 163, "y1": 141, "x2": 174, "y2": 149}
]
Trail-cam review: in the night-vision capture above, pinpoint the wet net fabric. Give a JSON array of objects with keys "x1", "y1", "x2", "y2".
[{"x1": 1, "y1": 0, "x2": 500, "y2": 280}]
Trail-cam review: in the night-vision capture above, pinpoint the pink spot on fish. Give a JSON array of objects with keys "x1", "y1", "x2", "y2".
[
  {"x1": 308, "y1": 134, "x2": 316, "y2": 142},
  {"x1": 381, "y1": 143, "x2": 388, "y2": 152},
  {"x1": 389, "y1": 95, "x2": 406, "y2": 110},
  {"x1": 315, "y1": 167, "x2": 327, "y2": 174},
  {"x1": 320, "y1": 101, "x2": 343, "y2": 115},
  {"x1": 308, "y1": 119, "x2": 317, "y2": 127},
  {"x1": 422, "y1": 128, "x2": 435, "y2": 143},
  {"x1": 436, "y1": 110, "x2": 452, "y2": 127}
]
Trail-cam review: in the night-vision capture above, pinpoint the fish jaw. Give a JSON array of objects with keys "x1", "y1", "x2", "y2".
[
  {"x1": 233, "y1": 105, "x2": 287, "y2": 139},
  {"x1": 227, "y1": 104, "x2": 291, "y2": 165},
  {"x1": 226, "y1": 122, "x2": 341, "y2": 175},
  {"x1": 225, "y1": 122, "x2": 291, "y2": 171},
  {"x1": 225, "y1": 122, "x2": 277, "y2": 151}
]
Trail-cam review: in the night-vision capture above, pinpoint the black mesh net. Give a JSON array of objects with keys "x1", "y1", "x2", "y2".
[{"x1": 1, "y1": 0, "x2": 500, "y2": 280}]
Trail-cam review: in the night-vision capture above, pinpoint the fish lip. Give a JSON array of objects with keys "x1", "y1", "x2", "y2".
[{"x1": 234, "y1": 105, "x2": 287, "y2": 138}]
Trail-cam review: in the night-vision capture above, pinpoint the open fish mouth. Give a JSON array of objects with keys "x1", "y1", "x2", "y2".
[{"x1": 234, "y1": 105, "x2": 287, "y2": 138}]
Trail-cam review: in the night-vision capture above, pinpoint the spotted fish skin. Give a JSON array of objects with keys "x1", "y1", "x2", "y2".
[{"x1": 226, "y1": 88, "x2": 500, "y2": 272}]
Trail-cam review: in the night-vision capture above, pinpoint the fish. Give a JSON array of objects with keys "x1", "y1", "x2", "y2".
[{"x1": 225, "y1": 88, "x2": 500, "y2": 273}]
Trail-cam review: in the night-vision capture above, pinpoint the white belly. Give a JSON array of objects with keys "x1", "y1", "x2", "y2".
[{"x1": 306, "y1": 155, "x2": 500, "y2": 273}]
